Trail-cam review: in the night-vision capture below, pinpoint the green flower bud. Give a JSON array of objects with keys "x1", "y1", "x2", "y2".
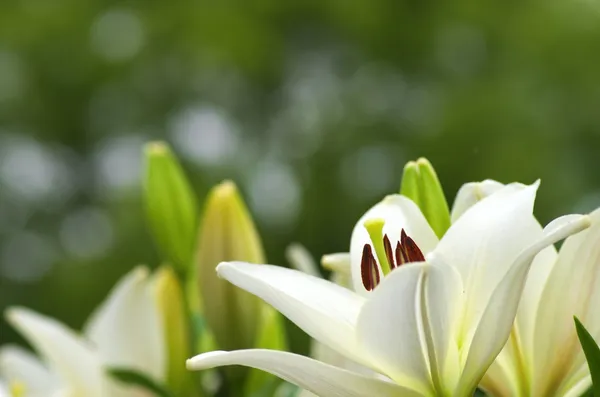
[
  {"x1": 400, "y1": 158, "x2": 451, "y2": 238},
  {"x1": 153, "y1": 266, "x2": 198, "y2": 397},
  {"x1": 143, "y1": 142, "x2": 198, "y2": 274},
  {"x1": 195, "y1": 181, "x2": 265, "y2": 352},
  {"x1": 196, "y1": 181, "x2": 287, "y2": 391}
]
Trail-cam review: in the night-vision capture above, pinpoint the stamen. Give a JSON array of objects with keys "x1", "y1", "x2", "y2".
[
  {"x1": 395, "y1": 241, "x2": 407, "y2": 266},
  {"x1": 401, "y1": 229, "x2": 425, "y2": 262},
  {"x1": 383, "y1": 234, "x2": 396, "y2": 269},
  {"x1": 360, "y1": 244, "x2": 380, "y2": 291},
  {"x1": 364, "y1": 218, "x2": 392, "y2": 275}
]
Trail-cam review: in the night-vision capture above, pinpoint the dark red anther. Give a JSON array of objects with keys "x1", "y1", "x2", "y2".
[
  {"x1": 360, "y1": 244, "x2": 380, "y2": 291},
  {"x1": 383, "y1": 234, "x2": 396, "y2": 269},
  {"x1": 400, "y1": 229, "x2": 425, "y2": 262},
  {"x1": 395, "y1": 241, "x2": 407, "y2": 266}
]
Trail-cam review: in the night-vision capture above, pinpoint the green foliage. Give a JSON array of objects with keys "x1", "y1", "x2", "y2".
[
  {"x1": 575, "y1": 317, "x2": 600, "y2": 395},
  {"x1": 108, "y1": 368, "x2": 174, "y2": 397}
]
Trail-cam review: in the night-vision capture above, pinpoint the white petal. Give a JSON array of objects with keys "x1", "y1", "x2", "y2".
[
  {"x1": 479, "y1": 355, "x2": 520, "y2": 397},
  {"x1": 216, "y1": 262, "x2": 368, "y2": 366},
  {"x1": 532, "y1": 209, "x2": 600, "y2": 395},
  {"x1": 513, "y1": 236, "x2": 557, "y2": 362},
  {"x1": 310, "y1": 340, "x2": 375, "y2": 377},
  {"x1": 323, "y1": 253, "x2": 353, "y2": 289},
  {"x1": 350, "y1": 195, "x2": 439, "y2": 295},
  {"x1": 355, "y1": 263, "x2": 432, "y2": 394},
  {"x1": 6, "y1": 308, "x2": 107, "y2": 397},
  {"x1": 321, "y1": 253, "x2": 351, "y2": 274},
  {"x1": 561, "y1": 375, "x2": 591, "y2": 397},
  {"x1": 433, "y1": 182, "x2": 541, "y2": 342},
  {"x1": 422, "y1": 257, "x2": 463, "y2": 392},
  {"x1": 187, "y1": 350, "x2": 418, "y2": 397},
  {"x1": 0, "y1": 345, "x2": 60, "y2": 396},
  {"x1": 297, "y1": 390, "x2": 318, "y2": 397},
  {"x1": 286, "y1": 244, "x2": 320, "y2": 277},
  {"x1": 456, "y1": 213, "x2": 591, "y2": 396},
  {"x1": 83, "y1": 266, "x2": 165, "y2": 382},
  {"x1": 486, "y1": 221, "x2": 559, "y2": 395},
  {"x1": 450, "y1": 180, "x2": 505, "y2": 223}
]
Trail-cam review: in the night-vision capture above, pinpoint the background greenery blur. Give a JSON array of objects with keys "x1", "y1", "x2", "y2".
[{"x1": 1, "y1": 0, "x2": 600, "y2": 353}]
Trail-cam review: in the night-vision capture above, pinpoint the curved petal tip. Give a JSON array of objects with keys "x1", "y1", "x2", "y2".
[{"x1": 186, "y1": 351, "x2": 227, "y2": 370}]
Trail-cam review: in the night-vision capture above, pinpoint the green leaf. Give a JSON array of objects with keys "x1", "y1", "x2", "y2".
[
  {"x1": 575, "y1": 316, "x2": 600, "y2": 395},
  {"x1": 244, "y1": 305, "x2": 288, "y2": 395},
  {"x1": 108, "y1": 368, "x2": 175, "y2": 397},
  {"x1": 143, "y1": 141, "x2": 198, "y2": 275}
]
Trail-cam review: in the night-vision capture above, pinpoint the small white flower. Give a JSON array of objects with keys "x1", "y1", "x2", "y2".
[
  {"x1": 0, "y1": 267, "x2": 165, "y2": 397},
  {"x1": 187, "y1": 182, "x2": 590, "y2": 396}
]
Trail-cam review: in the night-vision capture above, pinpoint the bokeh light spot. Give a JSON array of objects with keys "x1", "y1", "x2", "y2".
[
  {"x1": 90, "y1": 9, "x2": 145, "y2": 62},
  {"x1": 0, "y1": 232, "x2": 57, "y2": 283},
  {"x1": 59, "y1": 207, "x2": 114, "y2": 261}
]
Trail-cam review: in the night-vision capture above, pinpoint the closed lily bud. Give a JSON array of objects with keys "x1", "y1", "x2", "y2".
[
  {"x1": 195, "y1": 181, "x2": 265, "y2": 352},
  {"x1": 400, "y1": 157, "x2": 451, "y2": 238},
  {"x1": 143, "y1": 142, "x2": 198, "y2": 274},
  {"x1": 153, "y1": 266, "x2": 196, "y2": 397}
]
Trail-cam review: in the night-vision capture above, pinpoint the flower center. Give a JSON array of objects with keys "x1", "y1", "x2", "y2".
[{"x1": 360, "y1": 226, "x2": 425, "y2": 291}]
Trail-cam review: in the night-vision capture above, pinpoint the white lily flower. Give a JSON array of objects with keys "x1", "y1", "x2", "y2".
[
  {"x1": 286, "y1": 245, "x2": 372, "y2": 397},
  {"x1": 481, "y1": 207, "x2": 600, "y2": 397},
  {"x1": 187, "y1": 183, "x2": 590, "y2": 396},
  {"x1": 0, "y1": 267, "x2": 165, "y2": 397}
]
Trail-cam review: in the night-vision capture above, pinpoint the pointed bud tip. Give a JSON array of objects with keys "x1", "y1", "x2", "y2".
[
  {"x1": 403, "y1": 160, "x2": 418, "y2": 172},
  {"x1": 416, "y1": 157, "x2": 433, "y2": 167},
  {"x1": 132, "y1": 265, "x2": 150, "y2": 280},
  {"x1": 154, "y1": 265, "x2": 177, "y2": 284},
  {"x1": 144, "y1": 141, "x2": 171, "y2": 157},
  {"x1": 212, "y1": 180, "x2": 239, "y2": 199}
]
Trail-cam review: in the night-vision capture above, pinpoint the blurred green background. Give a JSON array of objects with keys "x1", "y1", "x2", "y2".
[{"x1": 1, "y1": 0, "x2": 600, "y2": 351}]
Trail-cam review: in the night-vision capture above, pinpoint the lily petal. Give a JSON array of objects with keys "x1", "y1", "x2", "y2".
[
  {"x1": 350, "y1": 195, "x2": 439, "y2": 295},
  {"x1": 6, "y1": 308, "x2": 106, "y2": 397},
  {"x1": 450, "y1": 180, "x2": 504, "y2": 223},
  {"x1": 216, "y1": 262, "x2": 368, "y2": 366},
  {"x1": 457, "y1": 213, "x2": 591, "y2": 396},
  {"x1": 434, "y1": 182, "x2": 541, "y2": 342},
  {"x1": 83, "y1": 266, "x2": 165, "y2": 382},
  {"x1": 532, "y1": 209, "x2": 600, "y2": 395},
  {"x1": 322, "y1": 253, "x2": 351, "y2": 274},
  {"x1": 0, "y1": 345, "x2": 60, "y2": 396},
  {"x1": 187, "y1": 350, "x2": 418, "y2": 397},
  {"x1": 286, "y1": 244, "x2": 320, "y2": 277},
  {"x1": 355, "y1": 262, "x2": 432, "y2": 394},
  {"x1": 423, "y1": 257, "x2": 463, "y2": 393}
]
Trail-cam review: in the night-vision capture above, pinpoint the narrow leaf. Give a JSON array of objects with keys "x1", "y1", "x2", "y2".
[
  {"x1": 575, "y1": 316, "x2": 600, "y2": 394},
  {"x1": 108, "y1": 368, "x2": 174, "y2": 397}
]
